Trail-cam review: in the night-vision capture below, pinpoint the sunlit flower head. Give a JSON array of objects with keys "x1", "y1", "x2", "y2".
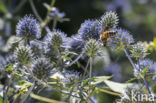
[
  {"x1": 16, "y1": 15, "x2": 41, "y2": 41},
  {"x1": 78, "y1": 20, "x2": 102, "y2": 41},
  {"x1": 109, "y1": 28, "x2": 134, "y2": 50},
  {"x1": 100, "y1": 11, "x2": 118, "y2": 30},
  {"x1": 45, "y1": 30, "x2": 67, "y2": 48}
]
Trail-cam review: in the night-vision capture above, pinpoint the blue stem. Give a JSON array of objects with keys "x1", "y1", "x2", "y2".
[{"x1": 124, "y1": 48, "x2": 154, "y2": 103}]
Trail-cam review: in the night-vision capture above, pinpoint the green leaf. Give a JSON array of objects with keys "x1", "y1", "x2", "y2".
[
  {"x1": 0, "y1": 0, "x2": 7, "y2": 13},
  {"x1": 91, "y1": 76, "x2": 112, "y2": 85},
  {"x1": 5, "y1": 64, "x2": 13, "y2": 72},
  {"x1": 153, "y1": 37, "x2": 156, "y2": 47},
  {"x1": 83, "y1": 77, "x2": 95, "y2": 86},
  {"x1": 143, "y1": 66, "x2": 150, "y2": 73},
  {"x1": 0, "y1": 97, "x2": 2, "y2": 103},
  {"x1": 126, "y1": 78, "x2": 138, "y2": 83},
  {"x1": 104, "y1": 80, "x2": 133, "y2": 93}
]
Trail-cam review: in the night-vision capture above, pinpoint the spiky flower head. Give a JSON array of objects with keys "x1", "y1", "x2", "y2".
[
  {"x1": 130, "y1": 42, "x2": 149, "y2": 59},
  {"x1": 78, "y1": 20, "x2": 102, "y2": 41},
  {"x1": 30, "y1": 41, "x2": 44, "y2": 56},
  {"x1": 85, "y1": 39, "x2": 100, "y2": 57},
  {"x1": 32, "y1": 58, "x2": 53, "y2": 80},
  {"x1": 16, "y1": 15, "x2": 41, "y2": 42},
  {"x1": 110, "y1": 28, "x2": 134, "y2": 50},
  {"x1": 69, "y1": 34, "x2": 85, "y2": 53},
  {"x1": 14, "y1": 45, "x2": 33, "y2": 65},
  {"x1": 45, "y1": 30, "x2": 67, "y2": 48},
  {"x1": 62, "y1": 70, "x2": 81, "y2": 83},
  {"x1": 134, "y1": 59, "x2": 156, "y2": 77},
  {"x1": 100, "y1": 11, "x2": 118, "y2": 30}
]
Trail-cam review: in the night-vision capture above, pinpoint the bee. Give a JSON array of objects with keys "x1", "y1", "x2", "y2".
[
  {"x1": 100, "y1": 30, "x2": 117, "y2": 46},
  {"x1": 100, "y1": 24, "x2": 117, "y2": 46}
]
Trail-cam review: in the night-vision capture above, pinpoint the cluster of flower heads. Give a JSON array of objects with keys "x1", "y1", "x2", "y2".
[
  {"x1": 77, "y1": 11, "x2": 134, "y2": 51},
  {"x1": 1, "y1": 10, "x2": 156, "y2": 103}
]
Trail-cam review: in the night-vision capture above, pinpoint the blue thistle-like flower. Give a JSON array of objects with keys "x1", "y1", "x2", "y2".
[
  {"x1": 62, "y1": 70, "x2": 81, "y2": 83},
  {"x1": 50, "y1": 8, "x2": 65, "y2": 19},
  {"x1": 30, "y1": 41, "x2": 44, "y2": 56},
  {"x1": 100, "y1": 11, "x2": 118, "y2": 30},
  {"x1": 109, "y1": 28, "x2": 134, "y2": 49},
  {"x1": 69, "y1": 34, "x2": 85, "y2": 53},
  {"x1": 16, "y1": 15, "x2": 41, "y2": 43},
  {"x1": 14, "y1": 45, "x2": 34, "y2": 65},
  {"x1": 130, "y1": 42, "x2": 149, "y2": 59},
  {"x1": 45, "y1": 30, "x2": 67, "y2": 48},
  {"x1": 78, "y1": 20, "x2": 102, "y2": 41},
  {"x1": 32, "y1": 58, "x2": 54, "y2": 80},
  {"x1": 134, "y1": 59, "x2": 156, "y2": 77},
  {"x1": 137, "y1": 59, "x2": 156, "y2": 73}
]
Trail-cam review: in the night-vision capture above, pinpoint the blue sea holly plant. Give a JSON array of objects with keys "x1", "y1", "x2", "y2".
[{"x1": 0, "y1": 1, "x2": 156, "y2": 103}]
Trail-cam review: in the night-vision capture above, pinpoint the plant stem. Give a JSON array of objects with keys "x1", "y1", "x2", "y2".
[
  {"x1": 124, "y1": 48, "x2": 138, "y2": 70},
  {"x1": 89, "y1": 57, "x2": 93, "y2": 92},
  {"x1": 65, "y1": 50, "x2": 85, "y2": 68},
  {"x1": 13, "y1": 0, "x2": 27, "y2": 14},
  {"x1": 52, "y1": 18, "x2": 57, "y2": 30},
  {"x1": 124, "y1": 48, "x2": 154, "y2": 103},
  {"x1": 4, "y1": 75, "x2": 12, "y2": 103},
  {"x1": 29, "y1": 0, "x2": 42, "y2": 22},
  {"x1": 20, "y1": 81, "x2": 35, "y2": 103},
  {"x1": 78, "y1": 87, "x2": 95, "y2": 103},
  {"x1": 138, "y1": 60, "x2": 154, "y2": 103},
  {"x1": 41, "y1": 0, "x2": 56, "y2": 29},
  {"x1": 83, "y1": 60, "x2": 90, "y2": 77}
]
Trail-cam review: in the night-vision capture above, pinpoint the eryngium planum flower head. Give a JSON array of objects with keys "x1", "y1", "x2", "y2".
[
  {"x1": 110, "y1": 28, "x2": 134, "y2": 49},
  {"x1": 62, "y1": 70, "x2": 81, "y2": 83},
  {"x1": 45, "y1": 30, "x2": 67, "y2": 48},
  {"x1": 85, "y1": 39, "x2": 100, "y2": 57},
  {"x1": 14, "y1": 45, "x2": 33, "y2": 65},
  {"x1": 134, "y1": 59, "x2": 156, "y2": 77},
  {"x1": 130, "y1": 42, "x2": 149, "y2": 59},
  {"x1": 32, "y1": 58, "x2": 53, "y2": 80},
  {"x1": 30, "y1": 41, "x2": 44, "y2": 56},
  {"x1": 16, "y1": 15, "x2": 41, "y2": 41},
  {"x1": 78, "y1": 20, "x2": 102, "y2": 41},
  {"x1": 136, "y1": 59, "x2": 156, "y2": 73},
  {"x1": 100, "y1": 11, "x2": 118, "y2": 30}
]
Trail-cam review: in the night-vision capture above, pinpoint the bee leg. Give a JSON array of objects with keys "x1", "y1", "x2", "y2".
[
  {"x1": 103, "y1": 43, "x2": 107, "y2": 46},
  {"x1": 102, "y1": 38, "x2": 107, "y2": 46}
]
